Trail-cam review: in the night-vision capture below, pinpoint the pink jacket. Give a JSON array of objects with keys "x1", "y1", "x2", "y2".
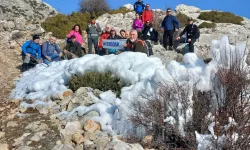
[
  {"x1": 132, "y1": 19, "x2": 143, "y2": 30},
  {"x1": 67, "y1": 30, "x2": 83, "y2": 45}
]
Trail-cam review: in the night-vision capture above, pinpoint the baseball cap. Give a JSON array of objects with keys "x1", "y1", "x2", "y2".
[
  {"x1": 167, "y1": 8, "x2": 172, "y2": 12},
  {"x1": 146, "y1": 4, "x2": 150, "y2": 7}
]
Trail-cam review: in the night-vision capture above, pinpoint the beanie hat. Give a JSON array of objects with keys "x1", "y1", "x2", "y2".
[{"x1": 33, "y1": 34, "x2": 40, "y2": 40}]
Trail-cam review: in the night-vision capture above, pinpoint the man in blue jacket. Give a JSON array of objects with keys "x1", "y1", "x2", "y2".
[
  {"x1": 42, "y1": 37, "x2": 62, "y2": 64},
  {"x1": 161, "y1": 8, "x2": 180, "y2": 50},
  {"x1": 21, "y1": 34, "x2": 42, "y2": 71},
  {"x1": 134, "y1": 0, "x2": 145, "y2": 16}
]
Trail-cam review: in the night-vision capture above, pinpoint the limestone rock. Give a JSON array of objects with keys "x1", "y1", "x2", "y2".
[
  {"x1": 104, "y1": 139, "x2": 144, "y2": 150},
  {"x1": 14, "y1": 17, "x2": 27, "y2": 31},
  {"x1": 16, "y1": 146, "x2": 34, "y2": 150},
  {"x1": 142, "y1": 135, "x2": 153, "y2": 146},
  {"x1": 0, "y1": 0, "x2": 57, "y2": 22},
  {"x1": 25, "y1": 121, "x2": 49, "y2": 132},
  {"x1": 84, "y1": 120, "x2": 101, "y2": 132},
  {"x1": 176, "y1": 4, "x2": 201, "y2": 14},
  {"x1": 80, "y1": 111, "x2": 99, "y2": 126},
  {"x1": 0, "y1": 143, "x2": 8, "y2": 150},
  {"x1": 0, "y1": 132, "x2": 5, "y2": 138},
  {"x1": 84, "y1": 131, "x2": 110, "y2": 149},
  {"x1": 7, "y1": 121, "x2": 18, "y2": 127},
  {"x1": 72, "y1": 133, "x2": 85, "y2": 145},
  {"x1": 122, "y1": 4, "x2": 134, "y2": 10},
  {"x1": 71, "y1": 87, "x2": 101, "y2": 106},
  {"x1": 60, "y1": 121, "x2": 84, "y2": 143},
  {"x1": 3, "y1": 21, "x2": 15, "y2": 31}
]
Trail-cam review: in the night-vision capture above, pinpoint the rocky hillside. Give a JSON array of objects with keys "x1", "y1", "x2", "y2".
[
  {"x1": 97, "y1": 4, "x2": 250, "y2": 60},
  {"x1": 0, "y1": 0, "x2": 57, "y2": 31}
]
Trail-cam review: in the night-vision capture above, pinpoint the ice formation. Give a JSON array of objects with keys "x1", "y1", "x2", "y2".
[{"x1": 10, "y1": 36, "x2": 248, "y2": 148}]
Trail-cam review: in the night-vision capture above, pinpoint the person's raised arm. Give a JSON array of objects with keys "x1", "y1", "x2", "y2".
[{"x1": 67, "y1": 30, "x2": 74, "y2": 38}]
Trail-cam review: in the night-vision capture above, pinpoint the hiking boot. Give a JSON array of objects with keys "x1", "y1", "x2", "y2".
[{"x1": 21, "y1": 63, "x2": 29, "y2": 72}]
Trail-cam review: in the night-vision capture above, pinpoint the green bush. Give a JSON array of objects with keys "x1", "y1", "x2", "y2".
[
  {"x1": 109, "y1": 7, "x2": 133, "y2": 15},
  {"x1": 42, "y1": 7, "x2": 133, "y2": 39},
  {"x1": 68, "y1": 72, "x2": 124, "y2": 97},
  {"x1": 199, "y1": 22, "x2": 217, "y2": 28},
  {"x1": 198, "y1": 11, "x2": 243, "y2": 25},
  {"x1": 41, "y1": 12, "x2": 91, "y2": 39}
]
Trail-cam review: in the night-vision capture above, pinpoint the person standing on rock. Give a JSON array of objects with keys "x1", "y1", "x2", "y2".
[
  {"x1": 67, "y1": 24, "x2": 83, "y2": 45},
  {"x1": 161, "y1": 8, "x2": 180, "y2": 50},
  {"x1": 134, "y1": 0, "x2": 146, "y2": 16},
  {"x1": 142, "y1": 4, "x2": 154, "y2": 24},
  {"x1": 132, "y1": 13, "x2": 144, "y2": 38},
  {"x1": 86, "y1": 16, "x2": 101, "y2": 54},
  {"x1": 174, "y1": 18, "x2": 199, "y2": 53},
  {"x1": 21, "y1": 34, "x2": 42, "y2": 71},
  {"x1": 97, "y1": 25, "x2": 111, "y2": 55},
  {"x1": 42, "y1": 37, "x2": 62, "y2": 65}
]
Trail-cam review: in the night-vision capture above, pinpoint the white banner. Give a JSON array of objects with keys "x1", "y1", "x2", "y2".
[{"x1": 102, "y1": 39, "x2": 127, "y2": 50}]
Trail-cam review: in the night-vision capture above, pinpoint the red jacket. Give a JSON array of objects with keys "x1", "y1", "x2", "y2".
[
  {"x1": 98, "y1": 31, "x2": 110, "y2": 48},
  {"x1": 142, "y1": 10, "x2": 154, "y2": 23}
]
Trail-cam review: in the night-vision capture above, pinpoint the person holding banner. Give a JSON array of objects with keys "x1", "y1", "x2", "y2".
[
  {"x1": 126, "y1": 30, "x2": 148, "y2": 55},
  {"x1": 97, "y1": 25, "x2": 111, "y2": 55},
  {"x1": 105, "y1": 28, "x2": 122, "y2": 55}
]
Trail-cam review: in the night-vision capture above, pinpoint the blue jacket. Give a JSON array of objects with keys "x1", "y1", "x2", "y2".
[
  {"x1": 161, "y1": 15, "x2": 180, "y2": 31},
  {"x1": 42, "y1": 41, "x2": 61, "y2": 57},
  {"x1": 134, "y1": 1, "x2": 145, "y2": 13},
  {"x1": 22, "y1": 40, "x2": 41, "y2": 60}
]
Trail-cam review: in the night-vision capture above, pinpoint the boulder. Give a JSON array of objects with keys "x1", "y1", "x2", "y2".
[
  {"x1": 0, "y1": 144, "x2": 8, "y2": 150},
  {"x1": 3, "y1": 21, "x2": 15, "y2": 31},
  {"x1": 122, "y1": 4, "x2": 134, "y2": 10},
  {"x1": 80, "y1": 111, "x2": 99, "y2": 126},
  {"x1": 71, "y1": 87, "x2": 101, "y2": 106},
  {"x1": 14, "y1": 17, "x2": 27, "y2": 31},
  {"x1": 7, "y1": 121, "x2": 18, "y2": 127},
  {"x1": 84, "y1": 131, "x2": 110, "y2": 149},
  {"x1": 60, "y1": 121, "x2": 84, "y2": 143},
  {"x1": 104, "y1": 139, "x2": 144, "y2": 150},
  {"x1": 25, "y1": 121, "x2": 49, "y2": 132},
  {"x1": 84, "y1": 120, "x2": 101, "y2": 133},
  {"x1": 176, "y1": 4, "x2": 201, "y2": 14},
  {"x1": 16, "y1": 146, "x2": 34, "y2": 150},
  {"x1": 0, "y1": 132, "x2": 5, "y2": 138},
  {"x1": 142, "y1": 135, "x2": 153, "y2": 146},
  {"x1": 72, "y1": 133, "x2": 85, "y2": 145}
]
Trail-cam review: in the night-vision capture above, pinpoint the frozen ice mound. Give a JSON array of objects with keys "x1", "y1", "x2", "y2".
[{"x1": 10, "y1": 36, "x2": 249, "y2": 138}]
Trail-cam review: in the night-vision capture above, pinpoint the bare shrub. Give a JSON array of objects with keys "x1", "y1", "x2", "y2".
[
  {"x1": 129, "y1": 81, "x2": 197, "y2": 149},
  {"x1": 79, "y1": 0, "x2": 110, "y2": 16},
  {"x1": 129, "y1": 48, "x2": 250, "y2": 149}
]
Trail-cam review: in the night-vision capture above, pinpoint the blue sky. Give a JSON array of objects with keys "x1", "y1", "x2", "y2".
[{"x1": 43, "y1": 0, "x2": 250, "y2": 19}]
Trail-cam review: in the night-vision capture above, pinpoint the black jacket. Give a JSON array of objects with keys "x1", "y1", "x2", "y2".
[
  {"x1": 142, "y1": 25, "x2": 158, "y2": 42},
  {"x1": 65, "y1": 42, "x2": 83, "y2": 57},
  {"x1": 179, "y1": 24, "x2": 199, "y2": 39}
]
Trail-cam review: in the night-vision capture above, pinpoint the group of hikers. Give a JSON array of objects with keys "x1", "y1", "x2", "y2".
[{"x1": 21, "y1": 0, "x2": 200, "y2": 72}]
